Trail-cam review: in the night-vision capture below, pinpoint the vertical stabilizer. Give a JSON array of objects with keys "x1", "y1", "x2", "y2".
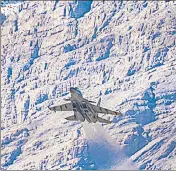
[{"x1": 97, "y1": 98, "x2": 101, "y2": 107}]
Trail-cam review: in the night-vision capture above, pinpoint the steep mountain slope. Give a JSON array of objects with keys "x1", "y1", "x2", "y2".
[{"x1": 1, "y1": 1, "x2": 176, "y2": 170}]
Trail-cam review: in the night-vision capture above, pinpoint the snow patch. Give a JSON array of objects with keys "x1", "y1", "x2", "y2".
[{"x1": 82, "y1": 122, "x2": 137, "y2": 170}]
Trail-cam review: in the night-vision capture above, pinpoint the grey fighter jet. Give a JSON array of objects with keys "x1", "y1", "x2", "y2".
[{"x1": 48, "y1": 87, "x2": 123, "y2": 124}]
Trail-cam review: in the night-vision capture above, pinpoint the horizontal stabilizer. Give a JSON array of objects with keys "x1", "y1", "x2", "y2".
[
  {"x1": 88, "y1": 100, "x2": 96, "y2": 103},
  {"x1": 65, "y1": 115, "x2": 77, "y2": 121},
  {"x1": 97, "y1": 116, "x2": 112, "y2": 124}
]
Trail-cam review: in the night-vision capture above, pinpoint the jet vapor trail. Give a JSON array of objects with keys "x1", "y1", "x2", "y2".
[{"x1": 82, "y1": 122, "x2": 137, "y2": 170}]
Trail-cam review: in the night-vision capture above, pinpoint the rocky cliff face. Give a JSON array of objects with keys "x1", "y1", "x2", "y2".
[{"x1": 1, "y1": 1, "x2": 176, "y2": 170}]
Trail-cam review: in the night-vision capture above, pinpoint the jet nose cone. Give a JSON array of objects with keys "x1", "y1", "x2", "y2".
[{"x1": 70, "y1": 87, "x2": 75, "y2": 93}]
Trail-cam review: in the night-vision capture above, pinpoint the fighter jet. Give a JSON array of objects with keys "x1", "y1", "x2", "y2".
[{"x1": 48, "y1": 87, "x2": 123, "y2": 124}]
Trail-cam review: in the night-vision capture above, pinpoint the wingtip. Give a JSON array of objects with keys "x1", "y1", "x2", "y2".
[
  {"x1": 119, "y1": 112, "x2": 123, "y2": 116},
  {"x1": 115, "y1": 111, "x2": 123, "y2": 116},
  {"x1": 48, "y1": 106, "x2": 56, "y2": 113},
  {"x1": 120, "y1": 113, "x2": 123, "y2": 116}
]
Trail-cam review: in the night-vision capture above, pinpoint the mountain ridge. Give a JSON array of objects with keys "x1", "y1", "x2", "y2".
[{"x1": 1, "y1": 1, "x2": 176, "y2": 170}]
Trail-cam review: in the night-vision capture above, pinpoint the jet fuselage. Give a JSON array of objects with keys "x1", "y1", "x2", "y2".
[
  {"x1": 70, "y1": 87, "x2": 98, "y2": 123},
  {"x1": 48, "y1": 87, "x2": 122, "y2": 124}
]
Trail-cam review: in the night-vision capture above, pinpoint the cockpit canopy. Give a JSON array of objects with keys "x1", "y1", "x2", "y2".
[
  {"x1": 74, "y1": 87, "x2": 83, "y2": 96},
  {"x1": 70, "y1": 87, "x2": 83, "y2": 96}
]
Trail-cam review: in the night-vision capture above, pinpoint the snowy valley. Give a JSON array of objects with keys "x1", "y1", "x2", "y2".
[{"x1": 1, "y1": 1, "x2": 176, "y2": 170}]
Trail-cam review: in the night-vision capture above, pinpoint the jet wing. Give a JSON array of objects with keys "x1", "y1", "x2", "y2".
[
  {"x1": 48, "y1": 103, "x2": 73, "y2": 112},
  {"x1": 91, "y1": 104, "x2": 123, "y2": 116}
]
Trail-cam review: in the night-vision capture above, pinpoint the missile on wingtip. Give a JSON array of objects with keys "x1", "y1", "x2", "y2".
[{"x1": 113, "y1": 111, "x2": 123, "y2": 116}]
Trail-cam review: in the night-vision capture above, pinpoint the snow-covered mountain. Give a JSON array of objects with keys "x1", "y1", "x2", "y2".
[{"x1": 1, "y1": 1, "x2": 176, "y2": 170}]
